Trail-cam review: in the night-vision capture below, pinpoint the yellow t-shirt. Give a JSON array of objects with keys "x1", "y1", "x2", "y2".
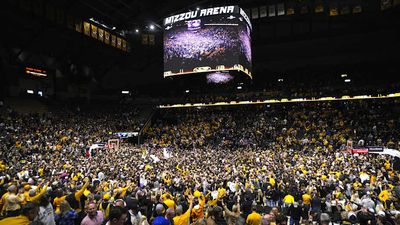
[
  {"x1": 173, "y1": 210, "x2": 190, "y2": 225},
  {"x1": 53, "y1": 196, "x2": 66, "y2": 214},
  {"x1": 164, "y1": 199, "x2": 176, "y2": 209},
  {"x1": 384, "y1": 161, "x2": 391, "y2": 170},
  {"x1": 283, "y1": 195, "x2": 294, "y2": 204},
  {"x1": 269, "y1": 178, "x2": 276, "y2": 187}
]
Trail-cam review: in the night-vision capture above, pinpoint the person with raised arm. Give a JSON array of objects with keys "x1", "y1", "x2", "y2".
[{"x1": 173, "y1": 194, "x2": 194, "y2": 225}]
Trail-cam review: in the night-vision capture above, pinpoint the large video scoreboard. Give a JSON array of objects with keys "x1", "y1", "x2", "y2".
[{"x1": 163, "y1": 6, "x2": 252, "y2": 78}]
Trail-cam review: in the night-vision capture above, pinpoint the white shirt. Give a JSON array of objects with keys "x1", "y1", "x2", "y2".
[
  {"x1": 37, "y1": 203, "x2": 56, "y2": 225},
  {"x1": 129, "y1": 210, "x2": 142, "y2": 225}
]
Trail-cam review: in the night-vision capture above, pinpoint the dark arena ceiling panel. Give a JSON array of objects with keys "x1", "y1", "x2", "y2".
[{"x1": 0, "y1": 0, "x2": 399, "y2": 90}]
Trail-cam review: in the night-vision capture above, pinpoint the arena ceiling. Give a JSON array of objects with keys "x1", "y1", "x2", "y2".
[{"x1": 0, "y1": 0, "x2": 399, "y2": 92}]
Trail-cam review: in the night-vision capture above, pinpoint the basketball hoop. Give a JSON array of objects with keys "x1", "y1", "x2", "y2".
[{"x1": 108, "y1": 139, "x2": 120, "y2": 150}]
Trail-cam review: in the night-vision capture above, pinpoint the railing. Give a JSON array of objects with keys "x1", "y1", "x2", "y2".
[{"x1": 138, "y1": 108, "x2": 158, "y2": 144}]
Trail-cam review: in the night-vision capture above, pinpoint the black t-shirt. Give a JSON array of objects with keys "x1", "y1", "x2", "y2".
[
  {"x1": 288, "y1": 205, "x2": 302, "y2": 220},
  {"x1": 357, "y1": 211, "x2": 377, "y2": 225}
]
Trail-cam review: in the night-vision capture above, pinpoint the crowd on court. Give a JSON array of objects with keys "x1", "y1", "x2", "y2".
[{"x1": 0, "y1": 99, "x2": 400, "y2": 225}]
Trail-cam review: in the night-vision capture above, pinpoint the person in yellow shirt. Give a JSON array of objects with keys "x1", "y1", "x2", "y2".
[
  {"x1": 384, "y1": 160, "x2": 391, "y2": 170},
  {"x1": 4, "y1": 185, "x2": 25, "y2": 217},
  {"x1": 0, "y1": 190, "x2": 10, "y2": 216},
  {"x1": 246, "y1": 205, "x2": 262, "y2": 225},
  {"x1": 163, "y1": 193, "x2": 176, "y2": 209},
  {"x1": 353, "y1": 179, "x2": 362, "y2": 191},
  {"x1": 302, "y1": 192, "x2": 312, "y2": 212},
  {"x1": 115, "y1": 181, "x2": 131, "y2": 199},
  {"x1": 53, "y1": 189, "x2": 66, "y2": 214},
  {"x1": 191, "y1": 192, "x2": 206, "y2": 222},
  {"x1": 269, "y1": 176, "x2": 276, "y2": 187},
  {"x1": 0, "y1": 202, "x2": 39, "y2": 225},
  {"x1": 27, "y1": 182, "x2": 48, "y2": 203},
  {"x1": 163, "y1": 174, "x2": 172, "y2": 187},
  {"x1": 65, "y1": 180, "x2": 89, "y2": 213},
  {"x1": 21, "y1": 185, "x2": 31, "y2": 206},
  {"x1": 283, "y1": 194, "x2": 295, "y2": 205},
  {"x1": 379, "y1": 189, "x2": 391, "y2": 209},
  {"x1": 99, "y1": 192, "x2": 112, "y2": 220},
  {"x1": 173, "y1": 195, "x2": 194, "y2": 225}
]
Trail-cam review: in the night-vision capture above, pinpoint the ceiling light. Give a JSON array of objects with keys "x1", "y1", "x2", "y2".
[
  {"x1": 344, "y1": 79, "x2": 351, "y2": 83},
  {"x1": 149, "y1": 24, "x2": 155, "y2": 30}
]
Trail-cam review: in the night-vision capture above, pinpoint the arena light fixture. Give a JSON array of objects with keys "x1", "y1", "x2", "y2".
[
  {"x1": 185, "y1": 90, "x2": 190, "y2": 93},
  {"x1": 237, "y1": 86, "x2": 242, "y2": 90},
  {"x1": 27, "y1": 90, "x2": 34, "y2": 94},
  {"x1": 121, "y1": 91, "x2": 130, "y2": 94},
  {"x1": 341, "y1": 74, "x2": 348, "y2": 78},
  {"x1": 196, "y1": 7, "x2": 200, "y2": 10},
  {"x1": 278, "y1": 79, "x2": 284, "y2": 82},
  {"x1": 38, "y1": 91, "x2": 43, "y2": 97},
  {"x1": 149, "y1": 24, "x2": 155, "y2": 30},
  {"x1": 344, "y1": 79, "x2": 351, "y2": 83},
  {"x1": 135, "y1": 29, "x2": 139, "y2": 33}
]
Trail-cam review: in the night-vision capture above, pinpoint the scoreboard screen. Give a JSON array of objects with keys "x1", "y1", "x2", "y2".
[{"x1": 163, "y1": 6, "x2": 252, "y2": 78}]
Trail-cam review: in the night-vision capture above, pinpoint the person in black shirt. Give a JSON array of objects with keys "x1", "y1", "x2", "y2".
[
  {"x1": 357, "y1": 207, "x2": 377, "y2": 225},
  {"x1": 288, "y1": 201, "x2": 302, "y2": 225}
]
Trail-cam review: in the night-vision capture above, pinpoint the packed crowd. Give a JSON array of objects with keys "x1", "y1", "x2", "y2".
[
  {"x1": 149, "y1": 100, "x2": 400, "y2": 149},
  {"x1": 0, "y1": 99, "x2": 400, "y2": 225}
]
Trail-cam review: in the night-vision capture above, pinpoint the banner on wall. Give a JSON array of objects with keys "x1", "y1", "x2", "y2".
[
  {"x1": 149, "y1": 35, "x2": 155, "y2": 45},
  {"x1": 111, "y1": 35, "x2": 116, "y2": 47},
  {"x1": 98, "y1": 28, "x2": 104, "y2": 42},
  {"x1": 91, "y1": 24, "x2": 98, "y2": 39},
  {"x1": 353, "y1": 5, "x2": 362, "y2": 13},
  {"x1": 104, "y1": 31, "x2": 110, "y2": 44},
  {"x1": 330, "y1": 4, "x2": 339, "y2": 16},
  {"x1": 381, "y1": 0, "x2": 392, "y2": 10},
  {"x1": 142, "y1": 34, "x2": 149, "y2": 45},
  {"x1": 122, "y1": 40, "x2": 127, "y2": 51},
  {"x1": 117, "y1": 37, "x2": 122, "y2": 49},
  {"x1": 260, "y1": 6, "x2": 267, "y2": 18},
  {"x1": 268, "y1": 5, "x2": 276, "y2": 17},
  {"x1": 341, "y1": 6, "x2": 350, "y2": 15},
  {"x1": 300, "y1": 5, "x2": 309, "y2": 14},
  {"x1": 75, "y1": 20, "x2": 82, "y2": 33},
  {"x1": 277, "y1": 3, "x2": 285, "y2": 16},
  {"x1": 83, "y1": 21, "x2": 90, "y2": 36},
  {"x1": 315, "y1": 4, "x2": 324, "y2": 13}
]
